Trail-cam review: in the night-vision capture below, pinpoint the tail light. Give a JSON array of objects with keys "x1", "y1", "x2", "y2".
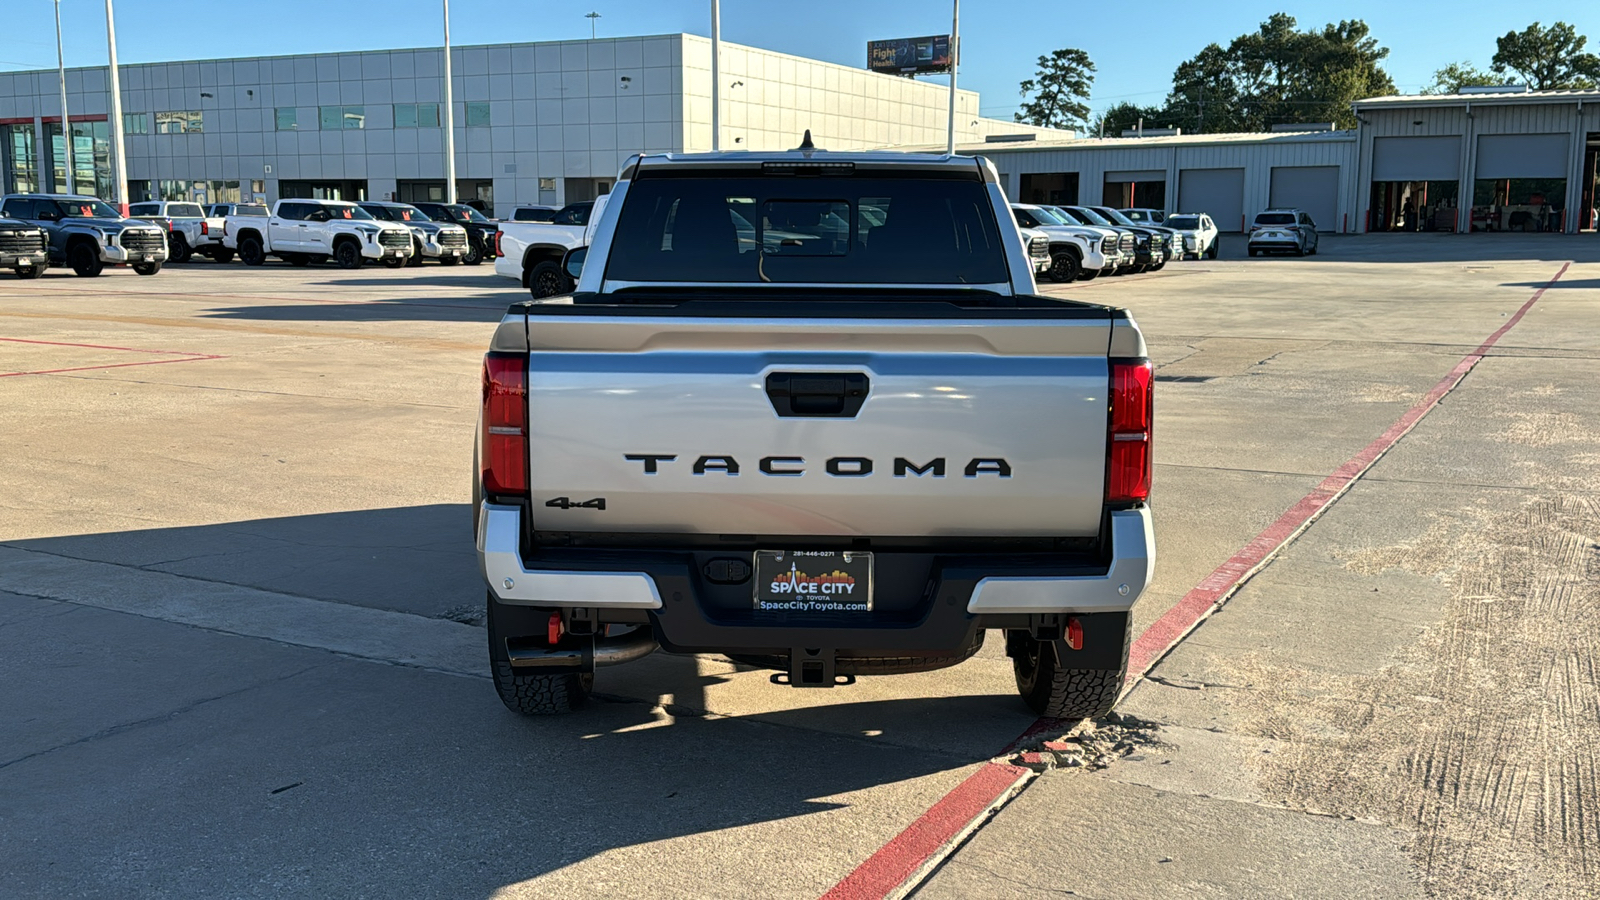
[
  {"x1": 201, "y1": 221, "x2": 209, "y2": 236},
  {"x1": 164, "y1": 219, "x2": 173, "y2": 232},
  {"x1": 481, "y1": 352, "x2": 528, "y2": 496},
  {"x1": 1107, "y1": 359, "x2": 1153, "y2": 503},
  {"x1": 494, "y1": 229, "x2": 505, "y2": 258}
]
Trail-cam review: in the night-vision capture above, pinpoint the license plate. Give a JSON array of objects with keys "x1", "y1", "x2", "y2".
[
  {"x1": 753, "y1": 550, "x2": 872, "y2": 612},
  {"x1": 450, "y1": 249, "x2": 461, "y2": 256},
  {"x1": 143, "y1": 255, "x2": 155, "y2": 262}
]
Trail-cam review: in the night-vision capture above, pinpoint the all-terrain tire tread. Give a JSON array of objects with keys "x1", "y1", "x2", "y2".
[
  {"x1": 1036, "y1": 666, "x2": 1124, "y2": 720},
  {"x1": 490, "y1": 660, "x2": 591, "y2": 716}
]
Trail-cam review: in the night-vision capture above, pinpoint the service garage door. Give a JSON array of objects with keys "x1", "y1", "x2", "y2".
[
  {"x1": 1178, "y1": 168, "x2": 1244, "y2": 231},
  {"x1": 1270, "y1": 166, "x2": 1340, "y2": 232},
  {"x1": 1371, "y1": 136, "x2": 1461, "y2": 181},
  {"x1": 1475, "y1": 134, "x2": 1569, "y2": 179}
]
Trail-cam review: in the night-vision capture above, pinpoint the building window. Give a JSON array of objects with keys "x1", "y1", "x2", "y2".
[
  {"x1": 466, "y1": 102, "x2": 491, "y2": 127},
  {"x1": 319, "y1": 106, "x2": 365, "y2": 130},
  {"x1": 48, "y1": 121, "x2": 110, "y2": 197},
  {"x1": 394, "y1": 103, "x2": 441, "y2": 128},
  {"x1": 275, "y1": 108, "x2": 300, "y2": 131},
  {"x1": 155, "y1": 111, "x2": 203, "y2": 134},
  {"x1": 3, "y1": 124, "x2": 38, "y2": 193},
  {"x1": 538, "y1": 178, "x2": 556, "y2": 191},
  {"x1": 123, "y1": 113, "x2": 150, "y2": 135},
  {"x1": 129, "y1": 179, "x2": 152, "y2": 201}
]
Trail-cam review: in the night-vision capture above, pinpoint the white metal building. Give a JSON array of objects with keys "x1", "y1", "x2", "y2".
[
  {"x1": 1352, "y1": 90, "x2": 1600, "y2": 234},
  {"x1": 0, "y1": 33, "x2": 1064, "y2": 216},
  {"x1": 959, "y1": 130, "x2": 1360, "y2": 233}
]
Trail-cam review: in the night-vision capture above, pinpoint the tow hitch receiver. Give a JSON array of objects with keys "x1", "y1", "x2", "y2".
[{"x1": 769, "y1": 648, "x2": 857, "y2": 687}]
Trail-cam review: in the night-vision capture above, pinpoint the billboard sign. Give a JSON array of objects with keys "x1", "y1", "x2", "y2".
[{"x1": 867, "y1": 35, "x2": 952, "y2": 76}]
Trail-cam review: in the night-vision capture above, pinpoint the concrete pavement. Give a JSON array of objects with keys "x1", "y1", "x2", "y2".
[{"x1": 3, "y1": 233, "x2": 1598, "y2": 897}]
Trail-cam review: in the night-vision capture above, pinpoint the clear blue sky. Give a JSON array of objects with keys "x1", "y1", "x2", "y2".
[{"x1": 6, "y1": 0, "x2": 1598, "y2": 124}]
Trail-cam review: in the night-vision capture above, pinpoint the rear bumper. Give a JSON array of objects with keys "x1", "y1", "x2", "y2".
[{"x1": 476, "y1": 502, "x2": 1152, "y2": 657}]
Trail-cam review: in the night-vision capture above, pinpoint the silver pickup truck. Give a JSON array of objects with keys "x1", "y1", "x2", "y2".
[{"x1": 474, "y1": 146, "x2": 1155, "y2": 719}]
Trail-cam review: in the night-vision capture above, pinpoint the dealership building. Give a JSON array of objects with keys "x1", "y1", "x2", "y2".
[
  {"x1": 0, "y1": 33, "x2": 1064, "y2": 216},
  {"x1": 2, "y1": 38, "x2": 1596, "y2": 234}
]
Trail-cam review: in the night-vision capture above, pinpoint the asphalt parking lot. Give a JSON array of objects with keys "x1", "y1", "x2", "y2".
[{"x1": 3, "y1": 233, "x2": 1598, "y2": 899}]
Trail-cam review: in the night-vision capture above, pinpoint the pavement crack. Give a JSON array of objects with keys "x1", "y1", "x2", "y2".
[{"x1": 0, "y1": 665, "x2": 322, "y2": 772}]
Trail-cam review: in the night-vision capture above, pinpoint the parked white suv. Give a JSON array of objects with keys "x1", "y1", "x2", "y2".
[
  {"x1": 1248, "y1": 209, "x2": 1319, "y2": 257},
  {"x1": 1163, "y1": 213, "x2": 1220, "y2": 260},
  {"x1": 232, "y1": 199, "x2": 415, "y2": 268}
]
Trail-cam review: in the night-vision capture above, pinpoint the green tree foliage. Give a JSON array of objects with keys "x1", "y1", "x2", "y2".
[
  {"x1": 1490, "y1": 21, "x2": 1600, "y2": 89},
  {"x1": 1015, "y1": 48, "x2": 1096, "y2": 131},
  {"x1": 1159, "y1": 14, "x2": 1396, "y2": 132},
  {"x1": 1092, "y1": 102, "x2": 1169, "y2": 138},
  {"x1": 1423, "y1": 62, "x2": 1500, "y2": 94}
]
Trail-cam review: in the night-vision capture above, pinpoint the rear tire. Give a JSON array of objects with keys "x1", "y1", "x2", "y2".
[
  {"x1": 486, "y1": 593, "x2": 592, "y2": 716},
  {"x1": 239, "y1": 236, "x2": 266, "y2": 266},
  {"x1": 168, "y1": 233, "x2": 191, "y2": 264},
  {"x1": 1012, "y1": 633, "x2": 1125, "y2": 720},
  {"x1": 14, "y1": 265, "x2": 46, "y2": 279},
  {"x1": 334, "y1": 242, "x2": 362, "y2": 269},
  {"x1": 529, "y1": 260, "x2": 572, "y2": 298},
  {"x1": 1046, "y1": 250, "x2": 1081, "y2": 283},
  {"x1": 132, "y1": 261, "x2": 162, "y2": 276},
  {"x1": 69, "y1": 243, "x2": 103, "y2": 277}
]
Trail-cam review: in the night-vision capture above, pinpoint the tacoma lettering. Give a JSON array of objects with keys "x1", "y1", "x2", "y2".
[{"x1": 626, "y1": 454, "x2": 1009, "y2": 477}]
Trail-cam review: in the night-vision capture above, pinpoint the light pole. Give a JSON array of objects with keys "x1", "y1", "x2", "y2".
[
  {"x1": 945, "y1": 0, "x2": 959, "y2": 156},
  {"x1": 442, "y1": 0, "x2": 456, "y2": 205},
  {"x1": 586, "y1": 11, "x2": 601, "y2": 40},
  {"x1": 710, "y1": 0, "x2": 720, "y2": 151},
  {"x1": 54, "y1": 0, "x2": 73, "y2": 193},
  {"x1": 106, "y1": 0, "x2": 129, "y2": 211}
]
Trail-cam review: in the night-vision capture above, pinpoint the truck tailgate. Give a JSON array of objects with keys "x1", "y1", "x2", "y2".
[{"x1": 523, "y1": 312, "x2": 1113, "y2": 538}]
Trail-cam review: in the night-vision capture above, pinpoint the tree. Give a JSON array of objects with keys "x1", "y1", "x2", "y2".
[
  {"x1": 1015, "y1": 49, "x2": 1096, "y2": 131},
  {"x1": 1162, "y1": 14, "x2": 1395, "y2": 132},
  {"x1": 1423, "y1": 62, "x2": 1499, "y2": 94},
  {"x1": 1092, "y1": 102, "x2": 1168, "y2": 138},
  {"x1": 1491, "y1": 21, "x2": 1600, "y2": 89}
]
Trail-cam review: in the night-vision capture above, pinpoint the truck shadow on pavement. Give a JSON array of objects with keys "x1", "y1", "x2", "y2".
[
  {"x1": 200, "y1": 296, "x2": 517, "y2": 324},
  {"x1": 3, "y1": 505, "x2": 1033, "y2": 896}
]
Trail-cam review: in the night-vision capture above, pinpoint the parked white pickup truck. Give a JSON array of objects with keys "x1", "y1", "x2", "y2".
[
  {"x1": 473, "y1": 146, "x2": 1155, "y2": 718},
  {"x1": 494, "y1": 197, "x2": 607, "y2": 296},
  {"x1": 128, "y1": 200, "x2": 217, "y2": 264},
  {"x1": 228, "y1": 199, "x2": 414, "y2": 268}
]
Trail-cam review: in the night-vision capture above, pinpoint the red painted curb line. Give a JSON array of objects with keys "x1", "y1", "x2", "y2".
[
  {"x1": 0, "y1": 355, "x2": 224, "y2": 378},
  {"x1": 820, "y1": 762, "x2": 1031, "y2": 900},
  {"x1": 0, "y1": 336, "x2": 217, "y2": 356},
  {"x1": 820, "y1": 260, "x2": 1570, "y2": 900}
]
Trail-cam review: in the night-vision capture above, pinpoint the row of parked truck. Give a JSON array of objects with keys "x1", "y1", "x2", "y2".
[{"x1": 0, "y1": 191, "x2": 506, "y2": 277}]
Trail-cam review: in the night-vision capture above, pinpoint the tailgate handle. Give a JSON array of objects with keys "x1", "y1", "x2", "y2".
[{"x1": 765, "y1": 372, "x2": 870, "y2": 418}]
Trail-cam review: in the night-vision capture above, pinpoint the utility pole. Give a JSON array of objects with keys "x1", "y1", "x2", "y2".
[
  {"x1": 54, "y1": 0, "x2": 73, "y2": 193},
  {"x1": 442, "y1": 0, "x2": 456, "y2": 205},
  {"x1": 945, "y1": 0, "x2": 959, "y2": 155},
  {"x1": 106, "y1": 0, "x2": 129, "y2": 211},
  {"x1": 710, "y1": 0, "x2": 720, "y2": 151}
]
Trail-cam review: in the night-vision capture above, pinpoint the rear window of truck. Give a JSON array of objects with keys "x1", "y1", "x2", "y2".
[{"x1": 603, "y1": 176, "x2": 1011, "y2": 285}]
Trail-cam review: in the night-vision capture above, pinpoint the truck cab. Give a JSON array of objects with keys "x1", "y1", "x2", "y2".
[{"x1": 474, "y1": 146, "x2": 1155, "y2": 719}]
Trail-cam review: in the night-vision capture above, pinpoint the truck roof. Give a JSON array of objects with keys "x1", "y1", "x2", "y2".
[{"x1": 625, "y1": 149, "x2": 994, "y2": 180}]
